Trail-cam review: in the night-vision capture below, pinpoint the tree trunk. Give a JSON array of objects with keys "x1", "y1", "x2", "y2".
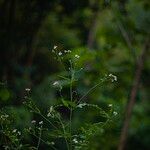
[
  {"x1": 87, "y1": 11, "x2": 99, "y2": 50},
  {"x1": 118, "y1": 38, "x2": 149, "y2": 150}
]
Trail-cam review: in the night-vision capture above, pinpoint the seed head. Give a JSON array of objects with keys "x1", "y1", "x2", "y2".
[
  {"x1": 58, "y1": 52, "x2": 62, "y2": 56},
  {"x1": 75, "y1": 54, "x2": 80, "y2": 59},
  {"x1": 108, "y1": 104, "x2": 112, "y2": 107},
  {"x1": 39, "y1": 121, "x2": 43, "y2": 125},
  {"x1": 53, "y1": 45, "x2": 57, "y2": 49},
  {"x1": 31, "y1": 120, "x2": 36, "y2": 124},
  {"x1": 113, "y1": 111, "x2": 118, "y2": 116},
  {"x1": 25, "y1": 88, "x2": 31, "y2": 91},
  {"x1": 109, "y1": 74, "x2": 117, "y2": 82},
  {"x1": 12, "y1": 129, "x2": 17, "y2": 133},
  {"x1": 53, "y1": 81, "x2": 59, "y2": 86}
]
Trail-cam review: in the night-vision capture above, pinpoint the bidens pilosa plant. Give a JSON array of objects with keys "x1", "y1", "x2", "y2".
[{"x1": 0, "y1": 46, "x2": 117, "y2": 150}]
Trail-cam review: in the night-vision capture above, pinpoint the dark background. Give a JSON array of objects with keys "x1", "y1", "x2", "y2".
[{"x1": 0, "y1": 0, "x2": 150, "y2": 149}]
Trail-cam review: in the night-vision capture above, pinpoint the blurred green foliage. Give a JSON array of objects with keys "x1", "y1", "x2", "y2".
[{"x1": 0, "y1": 0, "x2": 150, "y2": 149}]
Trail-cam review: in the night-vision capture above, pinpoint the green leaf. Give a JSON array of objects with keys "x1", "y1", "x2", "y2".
[
  {"x1": 62, "y1": 100, "x2": 69, "y2": 107},
  {"x1": 68, "y1": 101, "x2": 76, "y2": 108},
  {"x1": 61, "y1": 100, "x2": 76, "y2": 108}
]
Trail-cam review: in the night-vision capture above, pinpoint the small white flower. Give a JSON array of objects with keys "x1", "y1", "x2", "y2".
[
  {"x1": 77, "y1": 103, "x2": 87, "y2": 108},
  {"x1": 52, "y1": 81, "x2": 62, "y2": 90},
  {"x1": 53, "y1": 81, "x2": 59, "y2": 86},
  {"x1": 18, "y1": 131, "x2": 21, "y2": 135},
  {"x1": 47, "y1": 113, "x2": 51, "y2": 117},
  {"x1": 113, "y1": 111, "x2": 118, "y2": 116},
  {"x1": 47, "y1": 106, "x2": 54, "y2": 117},
  {"x1": 47, "y1": 112, "x2": 55, "y2": 118},
  {"x1": 64, "y1": 50, "x2": 71, "y2": 53},
  {"x1": 75, "y1": 54, "x2": 80, "y2": 59},
  {"x1": 73, "y1": 138, "x2": 78, "y2": 144},
  {"x1": 38, "y1": 127, "x2": 42, "y2": 130},
  {"x1": 49, "y1": 106, "x2": 53, "y2": 113},
  {"x1": 1, "y1": 114, "x2": 9, "y2": 120},
  {"x1": 54, "y1": 45, "x2": 57, "y2": 49},
  {"x1": 109, "y1": 74, "x2": 117, "y2": 82},
  {"x1": 58, "y1": 52, "x2": 62, "y2": 56},
  {"x1": 13, "y1": 129, "x2": 17, "y2": 133},
  {"x1": 25, "y1": 88, "x2": 31, "y2": 91},
  {"x1": 108, "y1": 104, "x2": 112, "y2": 107},
  {"x1": 39, "y1": 121, "x2": 43, "y2": 125},
  {"x1": 31, "y1": 120, "x2": 36, "y2": 124}
]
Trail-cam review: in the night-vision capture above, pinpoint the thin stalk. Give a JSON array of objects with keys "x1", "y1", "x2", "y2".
[
  {"x1": 39, "y1": 113, "x2": 58, "y2": 130},
  {"x1": 37, "y1": 126, "x2": 42, "y2": 150},
  {"x1": 30, "y1": 132, "x2": 57, "y2": 150},
  {"x1": 69, "y1": 60, "x2": 73, "y2": 150},
  {"x1": 57, "y1": 116, "x2": 69, "y2": 150},
  {"x1": 69, "y1": 82, "x2": 73, "y2": 150},
  {"x1": 55, "y1": 51, "x2": 67, "y2": 72},
  {"x1": 77, "y1": 80, "x2": 105, "y2": 105}
]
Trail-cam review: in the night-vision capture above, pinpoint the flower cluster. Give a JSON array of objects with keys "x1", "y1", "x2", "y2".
[
  {"x1": 39, "y1": 121, "x2": 43, "y2": 125},
  {"x1": 109, "y1": 74, "x2": 117, "y2": 82},
  {"x1": 52, "y1": 45, "x2": 72, "y2": 57},
  {"x1": 108, "y1": 104, "x2": 112, "y2": 107},
  {"x1": 53, "y1": 81, "x2": 60, "y2": 86},
  {"x1": 113, "y1": 111, "x2": 118, "y2": 116},
  {"x1": 25, "y1": 88, "x2": 31, "y2": 91},
  {"x1": 12, "y1": 129, "x2": 21, "y2": 136},
  {"x1": 77, "y1": 103, "x2": 87, "y2": 108},
  {"x1": 0, "y1": 46, "x2": 118, "y2": 150},
  {"x1": 0, "y1": 114, "x2": 9, "y2": 120},
  {"x1": 75, "y1": 54, "x2": 80, "y2": 59},
  {"x1": 47, "y1": 106, "x2": 55, "y2": 118},
  {"x1": 31, "y1": 120, "x2": 36, "y2": 124},
  {"x1": 64, "y1": 50, "x2": 71, "y2": 53}
]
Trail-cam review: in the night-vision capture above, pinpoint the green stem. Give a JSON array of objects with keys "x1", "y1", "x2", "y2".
[
  {"x1": 69, "y1": 60, "x2": 73, "y2": 150},
  {"x1": 30, "y1": 132, "x2": 57, "y2": 150},
  {"x1": 57, "y1": 116, "x2": 69, "y2": 150},
  {"x1": 39, "y1": 114, "x2": 58, "y2": 129},
  {"x1": 69, "y1": 84, "x2": 73, "y2": 150},
  {"x1": 77, "y1": 80, "x2": 105, "y2": 105},
  {"x1": 37, "y1": 126, "x2": 42, "y2": 150}
]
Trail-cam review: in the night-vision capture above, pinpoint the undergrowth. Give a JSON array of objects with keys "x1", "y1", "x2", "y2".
[{"x1": 0, "y1": 46, "x2": 118, "y2": 150}]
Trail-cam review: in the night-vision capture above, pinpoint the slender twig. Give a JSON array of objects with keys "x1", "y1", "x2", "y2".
[
  {"x1": 37, "y1": 126, "x2": 42, "y2": 150},
  {"x1": 77, "y1": 80, "x2": 105, "y2": 105},
  {"x1": 55, "y1": 50, "x2": 67, "y2": 72},
  {"x1": 39, "y1": 114, "x2": 58, "y2": 130},
  {"x1": 57, "y1": 116, "x2": 69, "y2": 150},
  {"x1": 57, "y1": 75, "x2": 70, "y2": 81},
  {"x1": 111, "y1": 6, "x2": 136, "y2": 60},
  {"x1": 116, "y1": 20, "x2": 136, "y2": 60},
  {"x1": 30, "y1": 132, "x2": 57, "y2": 150},
  {"x1": 118, "y1": 38, "x2": 149, "y2": 150}
]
